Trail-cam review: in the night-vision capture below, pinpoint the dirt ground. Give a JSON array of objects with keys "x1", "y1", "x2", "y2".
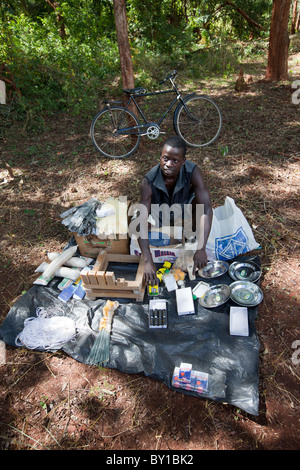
[{"x1": 0, "y1": 49, "x2": 299, "y2": 451}]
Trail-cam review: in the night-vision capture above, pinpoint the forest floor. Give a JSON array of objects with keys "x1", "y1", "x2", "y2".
[{"x1": 0, "y1": 44, "x2": 299, "y2": 451}]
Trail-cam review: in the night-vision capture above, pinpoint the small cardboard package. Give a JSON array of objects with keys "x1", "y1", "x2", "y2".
[{"x1": 74, "y1": 233, "x2": 129, "y2": 258}]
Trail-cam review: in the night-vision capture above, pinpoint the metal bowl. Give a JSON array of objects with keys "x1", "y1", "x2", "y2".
[
  {"x1": 229, "y1": 261, "x2": 261, "y2": 282},
  {"x1": 198, "y1": 260, "x2": 229, "y2": 279},
  {"x1": 199, "y1": 284, "x2": 231, "y2": 308},
  {"x1": 230, "y1": 281, "x2": 263, "y2": 307}
]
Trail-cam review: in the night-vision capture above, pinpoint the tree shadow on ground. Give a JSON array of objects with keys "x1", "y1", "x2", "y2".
[{"x1": 0, "y1": 74, "x2": 299, "y2": 451}]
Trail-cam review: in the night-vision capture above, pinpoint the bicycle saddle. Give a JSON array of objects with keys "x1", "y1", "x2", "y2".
[{"x1": 123, "y1": 87, "x2": 146, "y2": 95}]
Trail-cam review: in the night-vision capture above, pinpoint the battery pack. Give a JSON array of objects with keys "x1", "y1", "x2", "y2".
[{"x1": 148, "y1": 299, "x2": 168, "y2": 328}]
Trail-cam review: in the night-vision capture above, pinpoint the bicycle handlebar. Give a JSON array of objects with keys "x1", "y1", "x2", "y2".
[{"x1": 159, "y1": 70, "x2": 177, "y2": 85}]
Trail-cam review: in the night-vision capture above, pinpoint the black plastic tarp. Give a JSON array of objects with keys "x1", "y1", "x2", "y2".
[{"x1": 0, "y1": 255, "x2": 261, "y2": 416}]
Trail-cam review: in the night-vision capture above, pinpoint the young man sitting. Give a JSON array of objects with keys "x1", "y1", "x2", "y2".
[{"x1": 137, "y1": 136, "x2": 213, "y2": 284}]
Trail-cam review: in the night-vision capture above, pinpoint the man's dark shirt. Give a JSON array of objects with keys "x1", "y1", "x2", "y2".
[{"x1": 144, "y1": 160, "x2": 196, "y2": 227}]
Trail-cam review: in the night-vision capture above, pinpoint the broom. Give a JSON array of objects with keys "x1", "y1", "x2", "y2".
[{"x1": 87, "y1": 300, "x2": 119, "y2": 365}]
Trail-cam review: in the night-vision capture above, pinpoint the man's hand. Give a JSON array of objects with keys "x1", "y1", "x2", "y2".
[
  {"x1": 143, "y1": 258, "x2": 158, "y2": 285},
  {"x1": 193, "y1": 247, "x2": 208, "y2": 274}
]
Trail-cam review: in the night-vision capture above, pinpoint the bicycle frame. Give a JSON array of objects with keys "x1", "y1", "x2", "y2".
[
  {"x1": 127, "y1": 88, "x2": 179, "y2": 128},
  {"x1": 105, "y1": 77, "x2": 197, "y2": 136}
]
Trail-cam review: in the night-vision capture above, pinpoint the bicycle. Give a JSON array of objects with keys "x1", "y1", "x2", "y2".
[{"x1": 90, "y1": 70, "x2": 222, "y2": 158}]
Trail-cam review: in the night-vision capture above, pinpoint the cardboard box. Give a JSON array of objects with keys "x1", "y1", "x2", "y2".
[
  {"x1": 172, "y1": 366, "x2": 208, "y2": 394},
  {"x1": 74, "y1": 233, "x2": 129, "y2": 258},
  {"x1": 75, "y1": 198, "x2": 131, "y2": 258},
  {"x1": 130, "y1": 236, "x2": 183, "y2": 263},
  {"x1": 178, "y1": 362, "x2": 192, "y2": 383}
]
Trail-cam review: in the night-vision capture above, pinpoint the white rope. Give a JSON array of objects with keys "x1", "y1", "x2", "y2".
[{"x1": 15, "y1": 307, "x2": 77, "y2": 350}]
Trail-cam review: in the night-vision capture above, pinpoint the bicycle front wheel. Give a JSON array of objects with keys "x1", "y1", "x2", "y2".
[
  {"x1": 90, "y1": 106, "x2": 141, "y2": 158},
  {"x1": 174, "y1": 95, "x2": 222, "y2": 147}
]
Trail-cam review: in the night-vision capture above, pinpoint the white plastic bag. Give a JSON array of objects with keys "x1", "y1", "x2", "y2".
[{"x1": 206, "y1": 197, "x2": 260, "y2": 261}]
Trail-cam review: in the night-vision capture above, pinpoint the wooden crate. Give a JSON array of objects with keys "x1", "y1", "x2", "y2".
[{"x1": 81, "y1": 251, "x2": 146, "y2": 302}]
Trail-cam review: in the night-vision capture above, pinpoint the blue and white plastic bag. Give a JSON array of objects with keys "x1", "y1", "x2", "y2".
[{"x1": 206, "y1": 197, "x2": 260, "y2": 261}]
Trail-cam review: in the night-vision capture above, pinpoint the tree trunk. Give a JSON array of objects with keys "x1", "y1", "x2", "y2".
[
  {"x1": 265, "y1": 0, "x2": 291, "y2": 81},
  {"x1": 291, "y1": 0, "x2": 298, "y2": 34},
  {"x1": 112, "y1": 0, "x2": 135, "y2": 91},
  {"x1": 45, "y1": 0, "x2": 66, "y2": 39},
  {"x1": 296, "y1": 8, "x2": 300, "y2": 30}
]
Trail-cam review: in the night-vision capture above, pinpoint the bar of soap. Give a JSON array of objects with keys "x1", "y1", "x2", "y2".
[
  {"x1": 163, "y1": 273, "x2": 178, "y2": 292},
  {"x1": 230, "y1": 306, "x2": 249, "y2": 336},
  {"x1": 176, "y1": 287, "x2": 195, "y2": 315}
]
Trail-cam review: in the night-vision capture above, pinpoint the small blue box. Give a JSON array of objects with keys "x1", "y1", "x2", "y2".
[{"x1": 178, "y1": 362, "x2": 192, "y2": 383}]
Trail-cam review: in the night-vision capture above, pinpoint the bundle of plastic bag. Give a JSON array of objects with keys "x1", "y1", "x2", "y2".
[{"x1": 60, "y1": 198, "x2": 102, "y2": 236}]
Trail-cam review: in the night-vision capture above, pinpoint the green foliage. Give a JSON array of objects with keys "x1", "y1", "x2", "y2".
[
  {"x1": 186, "y1": 0, "x2": 273, "y2": 40},
  {"x1": 1, "y1": 2, "x2": 118, "y2": 129},
  {"x1": 0, "y1": 0, "x2": 274, "y2": 130},
  {"x1": 128, "y1": 0, "x2": 193, "y2": 55}
]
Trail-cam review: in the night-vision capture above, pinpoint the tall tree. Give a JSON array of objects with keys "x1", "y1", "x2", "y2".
[
  {"x1": 112, "y1": 0, "x2": 135, "y2": 91},
  {"x1": 265, "y1": 0, "x2": 291, "y2": 81},
  {"x1": 291, "y1": 0, "x2": 298, "y2": 33},
  {"x1": 45, "y1": 0, "x2": 66, "y2": 39}
]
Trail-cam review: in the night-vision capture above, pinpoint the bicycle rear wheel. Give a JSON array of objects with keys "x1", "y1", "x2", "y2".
[
  {"x1": 90, "y1": 106, "x2": 141, "y2": 158},
  {"x1": 174, "y1": 95, "x2": 222, "y2": 147}
]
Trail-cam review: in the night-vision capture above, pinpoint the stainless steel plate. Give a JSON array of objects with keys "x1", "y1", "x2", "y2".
[
  {"x1": 198, "y1": 261, "x2": 229, "y2": 279},
  {"x1": 230, "y1": 281, "x2": 263, "y2": 307},
  {"x1": 229, "y1": 261, "x2": 261, "y2": 282},
  {"x1": 199, "y1": 284, "x2": 231, "y2": 308}
]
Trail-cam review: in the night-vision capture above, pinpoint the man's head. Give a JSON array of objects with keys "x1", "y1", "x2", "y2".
[{"x1": 160, "y1": 136, "x2": 186, "y2": 178}]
